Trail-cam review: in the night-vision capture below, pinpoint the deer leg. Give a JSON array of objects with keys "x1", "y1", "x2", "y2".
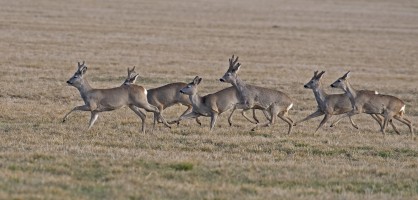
[
  {"x1": 382, "y1": 115, "x2": 390, "y2": 136},
  {"x1": 369, "y1": 114, "x2": 383, "y2": 129},
  {"x1": 209, "y1": 113, "x2": 219, "y2": 131},
  {"x1": 252, "y1": 109, "x2": 260, "y2": 124},
  {"x1": 129, "y1": 105, "x2": 147, "y2": 133},
  {"x1": 330, "y1": 110, "x2": 359, "y2": 128},
  {"x1": 186, "y1": 106, "x2": 202, "y2": 126},
  {"x1": 294, "y1": 110, "x2": 324, "y2": 126},
  {"x1": 389, "y1": 120, "x2": 400, "y2": 135},
  {"x1": 262, "y1": 110, "x2": 271, "y2": 122},
  {"x1": 251, "y1": 107, "x2": 278, "y2": 131},
  {"x1": 393, "y1": 115, "x2": 414, "y2": 138},
  {"x1": 227, "y1": 106, "x2": 237, "y2": 126},
  {"x1": 87, "y1": 111, "x2": 99, "y2": 130},
  {"x1": 171, "y1": 112, "x2": 201, "y2": 125},
  {"x1": 278, "y1": 111, "x2": 294, "y2": 135},
  {"x1": 241, "y1": 109, "x2": 259, "y2": 124},
  {"x1": 62, "y1": 105, "x2": 91, "y2": 122},
  {"x1": 331, "y1": 115, "x2": 358, "y2": 129},
  {"x1": 315, "y1": 114, "x2": 331, "y2": 134},
  {"x1": 140, "y1": 103, "x2": 171, "y2": 129}
]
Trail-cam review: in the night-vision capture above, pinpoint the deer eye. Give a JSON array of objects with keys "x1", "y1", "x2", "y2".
[{"x1": 338, "y1": 80, "x2": 341, "y2": 82}]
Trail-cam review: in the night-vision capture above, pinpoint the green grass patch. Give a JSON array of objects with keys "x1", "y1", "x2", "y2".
[{"x1": 169, "y1": 162, "x2": 194, "y2": 171}]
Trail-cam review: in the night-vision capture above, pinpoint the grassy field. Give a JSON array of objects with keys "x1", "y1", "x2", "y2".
[{"x1": 0, "y1": 0, "x2": 417, "y2": 199}]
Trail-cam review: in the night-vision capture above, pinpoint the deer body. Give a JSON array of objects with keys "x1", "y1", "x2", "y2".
[
  {"x1": 170, "y1": 77, "x2": 245, "y2": 130},
  {"x1": 330, "y1": 71, "x2": 413, "y2": 137},
  {"x1": 220, "y1": 55, "x2": 294, "y2": 134},
  {"x1": 63, "y1": 62, "x2": 171, "y2": 133},
  {"x1": 295, "y1": 71, "x2": 387, "y2": 133}
]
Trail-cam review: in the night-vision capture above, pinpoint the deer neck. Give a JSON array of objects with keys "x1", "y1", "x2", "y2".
[
  {"x1": 344, "y1": 81, "x2": 357, "y2": 105},
  {"x1": 312, "y1": 84, "x2": 327, "y2": 105},
  {"x1": 189, "y1": 93, "x2": 204, "y2": 109},
  {"x1": 76, "y1": 79, "x2": 93, "y2": 101},
  {"x1": 231, "y1": 76, "x2": 248, "y2": 94}
]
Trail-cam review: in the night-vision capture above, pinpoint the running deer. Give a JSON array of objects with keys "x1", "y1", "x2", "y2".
[
  {"x1": 123, "y1": 66, "x2": 201, "y2": 127},
  {"x1": 62, "y1": 61, "x2": 171, "y2": 133},
  {"x1": 330, "y1": 71, "x2": 414, "y2": 138},
  {"x1": 123, "y1": 67, "x2": 262, "y2": 127},
  {"x1": 171, "y1": 76, "x2": 253, "y2": 130},
  {"x1": 295, "y1": 71, "x2": 394, "y2": 133},
  {"x1": 220, "y1": 55, "x2": 294, "y2": 134}
]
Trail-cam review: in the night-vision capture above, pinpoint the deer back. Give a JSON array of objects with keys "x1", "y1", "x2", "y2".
[
  {"x1": 203, "y1": 86, "x2": 241, "y2": 114},
  {"x1": 147, "y1": 82, "x2": 191, "y2": 108}
]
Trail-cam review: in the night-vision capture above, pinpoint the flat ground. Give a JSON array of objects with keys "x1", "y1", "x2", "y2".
[{"x1": 0, "y1": 0, "x2": 417, "y2": 199}]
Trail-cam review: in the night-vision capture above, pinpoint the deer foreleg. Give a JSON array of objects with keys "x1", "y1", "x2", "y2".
[
  {"x1": 88, "y1": 111, "x2": 99, "y2": 130},
  {"x1": 62, "y1": 105, "x2": 91, "y2": 122}
]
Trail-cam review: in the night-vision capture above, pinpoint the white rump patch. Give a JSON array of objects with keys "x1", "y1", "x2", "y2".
[
  {"x1": 374, "y1": 91, "x2": 379, "y2": 95},
  {"x1": 287, "y1": 103, "x2": 293, "y2": 111},
  {"x1": 144, "y1": 88, "x2": 148, "y2": 96},
  {"x1": 400, "y1": 105, "x2": 405, "y2": 113}
]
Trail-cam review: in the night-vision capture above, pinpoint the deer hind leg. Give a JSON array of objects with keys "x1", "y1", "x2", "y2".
[
  {"x1": 129, "y1": 105, "x2": 147, "y2": 133},
  {"x1": 393, "y1": 115, "x2": 414, "y2": 138},
  {"x1": 277, "y1": 110, "x2": 294, "y2": 135},
  {"x1": 294, "y1": 109, "x2": 324, "y2": 126},
  {"x1": 139, "y1": 103, "x2": 171, "y2": 129}
]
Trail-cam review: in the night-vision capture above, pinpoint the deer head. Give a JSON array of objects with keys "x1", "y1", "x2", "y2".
[
  {"x1": 180, "y1": 76, "x2": 202, "y2": 95},
  {"x1": 330, "y1": 71, "x2": 351, "y2": 90},
  {"x1": 67, "y1": 61, "x2": 87, "y2": 87},
  {"x1": 123, "y1": 66, "x2": 139, "y2": 85},
  {"x1": 219, "y1": 55, "x2": 241, "y2": 83},
  {"x1": 304, "y1": 70, "x2": 325, "y2": 89}
]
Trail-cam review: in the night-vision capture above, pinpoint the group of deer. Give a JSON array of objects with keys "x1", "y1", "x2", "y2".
[{"x1": 63, "y1": 56, "x2": 414, "y2": 138}]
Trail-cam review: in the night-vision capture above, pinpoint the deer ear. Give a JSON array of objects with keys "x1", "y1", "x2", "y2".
[
  {"x1": 232, "y1": 63, "x2": 241, "y2": 73},
  {"x1": 196, "y1": 77, "x2": 202, "y2": 85},
  {"x1": 317, "y1": 71, "x2": 325, "y2": 79},
  {"x1": 192, "y1": 76, "x2": 200, "y2": 85},
  {"x1": 81, "y1": 66, "x2": 87, "y2": 75},
  {"x1": 342, "y1": 71, "x2": 351, "y2": 79},
  {"x1": 132, "y1": 74, "x2": 139, "y2": 83}
]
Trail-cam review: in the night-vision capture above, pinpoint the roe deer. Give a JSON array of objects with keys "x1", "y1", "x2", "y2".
[
  {"x1": 220, "y1": 55, "x2": 294, "y2": 134},
  {"x1": 295, "y1": 71, "x2": 393, "y2": 133},
  {"x1": 171, "y1": 76, "x2": 258, "y2": 130},
  {"x1": 330, "y1": 71, "x2": 414, "y2": 138},
  {"x1": 123, "y1": 67, "x2": 262, "y2": 127},
  {"x1": 62, "y1": 61, "x2": 171, "y2": 133},
  {"x1": 123, "y1": 66, "x2": 201, "y2": 128}
]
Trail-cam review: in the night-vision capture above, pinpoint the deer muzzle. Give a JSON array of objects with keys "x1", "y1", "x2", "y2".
[{"x1": 219, "y1": 78, "x2": 225, "y2": 82}]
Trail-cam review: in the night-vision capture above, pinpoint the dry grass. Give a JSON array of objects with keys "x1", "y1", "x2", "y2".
[{"x1": 0, "y1": 0, "x2": 417, "y2": 199}]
